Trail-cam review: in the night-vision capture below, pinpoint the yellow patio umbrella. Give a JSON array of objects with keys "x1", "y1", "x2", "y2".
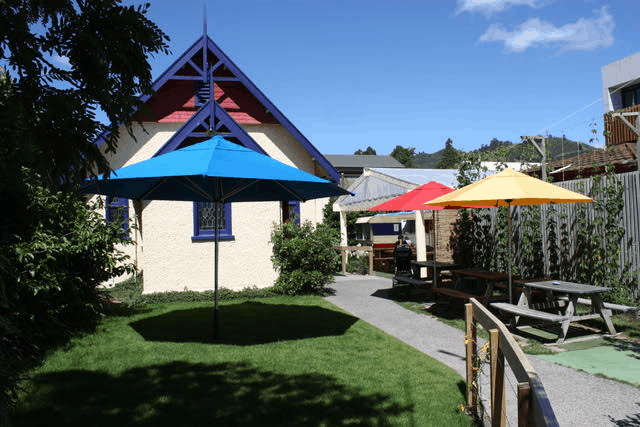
[{"x1": 426, "y1": 168, "x2": 593, "y2": 303}]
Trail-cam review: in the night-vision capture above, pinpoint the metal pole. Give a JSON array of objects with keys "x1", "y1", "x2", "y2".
[
  {"x1": 213, "y1": 181, "x2": 221, "y2": 341},
  {"x1": 507, "y1": 201, "x2": 513, "y2": 304}
]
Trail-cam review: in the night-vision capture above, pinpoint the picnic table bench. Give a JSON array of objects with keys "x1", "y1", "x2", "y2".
[
  {"x1": 491, "y1": 302, "x2": 569, "y2": 324},
  {"x1": 492, "y1": 280, "x2": 618, "y2": 343},
  {"x1": 434, "y1": 288, "x2": 485, "y2": 304},
  {"x1": 392, "y1": 275, "x2": 431, "y2": 287},
  {"x1": 574, "y1": 297, "x2": 640, "y2": 314}
]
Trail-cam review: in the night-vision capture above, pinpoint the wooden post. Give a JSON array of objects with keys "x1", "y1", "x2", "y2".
[
  {"x1": 368, "y1": 249, "x2": 374, "y2": 274},
  {"x1": 465, "y1": 303, "x2": 477, "y2": 409},
  {"x1": 517, "y1": 382, "x2": 531, "y2": 427},
  {"x1": 490, "y1": 329, "x2": 506, "y2": 427},
  {"x1": 341, "y1": 249, "x2": 347, "y2": 274}
]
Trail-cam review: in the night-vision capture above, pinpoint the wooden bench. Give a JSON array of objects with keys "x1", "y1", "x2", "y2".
[
  {"x1": 393, "y1": 276, "x2": 430, "y2": 287},
  {"x1": 490, "y1": 302, "x2": 569, "y2": 323},
  {"x1": 574, "y1": 297, "x2": 639, "y2": 313}
]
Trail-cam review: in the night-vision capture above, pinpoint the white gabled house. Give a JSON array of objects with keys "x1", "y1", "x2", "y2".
[{"x1": 98, "y1": 32, "x2": 341, "y2": 293}]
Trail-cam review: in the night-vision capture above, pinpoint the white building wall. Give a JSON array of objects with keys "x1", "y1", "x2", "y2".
[
  {"x1": 602, "y1": 52, "x2": 640, "y2": 112},
  {"x1": 102, "y1": 122, "x2": 328, "y2": 292}
]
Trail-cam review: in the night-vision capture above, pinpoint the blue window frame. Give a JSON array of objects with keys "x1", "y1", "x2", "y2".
[
  {"x1": 283, "y1": 201, "x2": 300, "y2": 225},
  {"x1": 193, "y1": 202, "x2": 234, "y2": 241},
  {"x1": 105, "y1": 196, "x2": 129, "y2": 237}
]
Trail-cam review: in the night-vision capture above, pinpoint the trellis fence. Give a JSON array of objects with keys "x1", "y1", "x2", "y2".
[{"x1": 478, "y1": 170, "x2": 640, "y2": 293}]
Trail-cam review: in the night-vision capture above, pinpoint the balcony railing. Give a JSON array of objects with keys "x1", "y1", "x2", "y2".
[{"x1": 605, "y1": 104, "x2": 640, "y2": 146}]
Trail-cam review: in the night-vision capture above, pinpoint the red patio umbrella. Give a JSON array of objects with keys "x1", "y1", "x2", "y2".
[
  {"x1": 369, "y1": 181, "x2": 492, "y2": 286},
  {"x1": 369, "y1": 182, "x2": 456, "y2": 286}
]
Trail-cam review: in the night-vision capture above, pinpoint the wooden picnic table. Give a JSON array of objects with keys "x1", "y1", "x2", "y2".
[
  {"x1": 491, "y1": 280, "x2": 617, "y2": 344},
  {"x1": 409, "y1": 260, "x2": 463, "y2": 286},
  {"x1": 449, "y1": 268, "x2": 514, "y2": 305}
]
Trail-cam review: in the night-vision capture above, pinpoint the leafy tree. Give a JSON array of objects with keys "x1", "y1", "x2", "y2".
[
  {"x1": 435, "y1": 138, "x2": 461, "y2": 169},
  {"x1": 390, "y1": 145, "x2": 416, "y2": 168},
  {"x1": 322, "y1": 198, "x2": 372, "y2": 246},
  {"x1": 0, "y1": 1, "x2": 169, "y2": 418},
  {"x1": 354, "y1": 146, "x2": 377, "y2": 155}
]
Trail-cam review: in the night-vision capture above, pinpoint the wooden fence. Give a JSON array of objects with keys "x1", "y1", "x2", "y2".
[{"x1": 466, "y1": 299, "x2": 559, "y2": 426}]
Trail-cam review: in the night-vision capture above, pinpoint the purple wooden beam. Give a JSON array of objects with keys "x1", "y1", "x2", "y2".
[
  {"x1": 154, "y1": 100, "x2": 266, "y2": 157},
  {"x1": 204, "y1": 36, "x2": 340, "y2": 182}
]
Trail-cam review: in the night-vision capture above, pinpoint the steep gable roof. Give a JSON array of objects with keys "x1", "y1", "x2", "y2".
[{"x1": 100, "y1": 34, "x2": 339, "y2": 182}]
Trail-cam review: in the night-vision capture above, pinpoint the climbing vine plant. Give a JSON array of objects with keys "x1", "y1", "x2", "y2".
[{"x1": 449, "y1": 151, "x2": 637, "y2": 305}]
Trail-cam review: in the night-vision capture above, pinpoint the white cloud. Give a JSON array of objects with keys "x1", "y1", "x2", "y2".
[
  {"x1": 479, "y1": 7, "x2": 615, "y2": 53},
  {"x1": 456, "y1": 0, "x2": 544, "y2": 16}
]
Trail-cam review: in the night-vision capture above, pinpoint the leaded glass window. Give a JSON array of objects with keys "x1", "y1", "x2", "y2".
[
  {"x1": 105, "y1": 196, "x2": 129, "y2": 237},
  {"x1": 193, "y1": 202, "x2": 233, "y2": 240}
]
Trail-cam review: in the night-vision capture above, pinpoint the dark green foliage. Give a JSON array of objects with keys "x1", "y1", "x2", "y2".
[
  {"x1": 0, "y1": 1, "x2": 169, "y2": 419},
  {"x1": 322, "y1": 198, "x2": 371, "y2": 246},
  {"x1": 271, "y1": 221, "x2": 340, "y2": 295},
  {"x1": 346, "y1": 252, "x2": 370, "y2": 275},
  {"x1": 354, "y1": 146, "x2": 377, "y2": 155},
  {"x1": 435, "y1": 138, "x2": 461, "y2": 169},
  {"x1": 106, "y1": 275, "x2": 280, "y2": 306},
  {"x1": 412, "y1": 135, "x2": 597, "y2": 169},
  {"x1": 1, "y1": 171, "x2": 134, "y2": 419},
  {"x1": 390, "y1": 145, "x2": 416, "y2": 168},
  {"x1": 449, "y1": 154, "x2": 492, "y2": 267}
]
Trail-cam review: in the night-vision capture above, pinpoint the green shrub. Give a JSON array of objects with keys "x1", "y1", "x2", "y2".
[
  {"x1": 271, "y1": 221, "x2": 340, "y2": 295},
  {"x1": 104, "y1": 276, "x2": 278, "y2": 306},
  {"x1": 346, "y1": 252, "x2": 369, "y2": 275},
  {"x1": 1, "y1": 170, "x2": 134, "y2": 417}
]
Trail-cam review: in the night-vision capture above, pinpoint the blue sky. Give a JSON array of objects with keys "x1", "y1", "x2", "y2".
[{"x1": 123, "y1": 0, "x2": 638, "y2": 155}]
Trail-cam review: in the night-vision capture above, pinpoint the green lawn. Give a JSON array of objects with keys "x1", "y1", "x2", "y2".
[{"x1": 12, "y1": 296, "x2": 474, "y2": 426}]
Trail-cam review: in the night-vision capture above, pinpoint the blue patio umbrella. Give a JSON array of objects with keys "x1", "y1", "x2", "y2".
[{"x1": 82, "y1": 136, "x2": 351, "y2": 339}]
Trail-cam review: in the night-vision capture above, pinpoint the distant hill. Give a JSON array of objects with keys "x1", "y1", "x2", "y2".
[
  {"x1": 412, "y1": 136, "x2": 597, "y2": 168},
  {"x1": 413, "y1": 150, "x2": 445, "y2": 168}
]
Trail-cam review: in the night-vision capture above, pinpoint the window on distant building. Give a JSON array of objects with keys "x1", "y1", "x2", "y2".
[
  {"x1": 105, "y1": 196, "x2": 129, "y2": 237},
  {"x1": 622, "y1": 83, "x2": 640, "y2": 108},
  {"x1": 193, "y1": 202, "x2": 234, "y2": 240}
]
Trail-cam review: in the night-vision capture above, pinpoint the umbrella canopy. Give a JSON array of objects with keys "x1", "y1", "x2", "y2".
[
  {"x1": 82, "y1": 136, "x2": 351, "y2": 340},
  {"x1": 368, "y1": 181, "x2": 455, "y2": 211},
  {"x1": 425, "y1": 168, "x2": 593, "y2": 207},
  {"x1": 427, "y1": 167, "x2": 593, "y2": 303},
  {"x1": 368, "y1": 182, "x2": 458, "y2": 287},
  {"x1": 82, "y1": 136, "x2": 348, "y2": 203}
]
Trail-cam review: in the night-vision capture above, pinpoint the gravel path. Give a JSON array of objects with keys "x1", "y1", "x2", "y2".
[{"x1": 325, "y1": 275, "x2": 640, "y2": 426}]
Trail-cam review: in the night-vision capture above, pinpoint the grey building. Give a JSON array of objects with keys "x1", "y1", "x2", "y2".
[{"x1": 325, "y1": 154, "x2": 404, "y2": 187}]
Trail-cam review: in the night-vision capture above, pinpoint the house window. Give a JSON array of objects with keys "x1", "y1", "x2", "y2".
[
  {"x1": 282, "y1": 201, "x2": 300, "y2": 225},
  {"x1": 105, "y1": 196, "x2": 129, "y2": 237},
  {"x1": 355, "y1": 224, "x2": 370, "y2": 241},
  {"x1": 622, "y1": 84, "x2": 640, "y2": 108},
  {"x1": 193, "y1": 202, "x2": 234, "y2": 240}
]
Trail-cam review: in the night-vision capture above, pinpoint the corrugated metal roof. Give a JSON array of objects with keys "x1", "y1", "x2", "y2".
[
  {"x1": 325, "y1": 155, "x2": 404, "y2": 168},
  {"x1": 369, "y1": 168, "x2": 459, "y2": 188},
  {"x1": 334, "y1": 168, "x2": 460, "y2": 211}
]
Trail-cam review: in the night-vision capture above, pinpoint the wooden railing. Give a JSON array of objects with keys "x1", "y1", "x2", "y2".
[
  {"x1": 465, "y1": 298, "x2": 559, "y2": 426},
  {"x1": 333, "y1": 246, "x2": 374, "y2": 274},
  {"x1": 605, "y1": 104, "x2": 640, "y2": 145}
]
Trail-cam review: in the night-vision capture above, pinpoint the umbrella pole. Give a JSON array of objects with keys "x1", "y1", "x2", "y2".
[
  {"x1": 213, "y1": 204, "x2": 219, "y2": 341},
  {"x1": 507, "y1": 201, "x2": 513, "y2": 304},
  {"x1": 433, "y1": 210, "x2": 437, "y2": 289}
]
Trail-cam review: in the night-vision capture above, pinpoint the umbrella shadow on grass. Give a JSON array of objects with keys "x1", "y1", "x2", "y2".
[
  {"x1": 129, "y1": 301, "x2": 358, "y2": 345},
  {"x1": 13, "y1": 361, "x2": 411, "y2": 427}
]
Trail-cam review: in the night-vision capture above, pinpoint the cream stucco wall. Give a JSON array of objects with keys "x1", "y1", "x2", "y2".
[{"x1": 101, "y1": 122, "x2": 329, "y2": 293}]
